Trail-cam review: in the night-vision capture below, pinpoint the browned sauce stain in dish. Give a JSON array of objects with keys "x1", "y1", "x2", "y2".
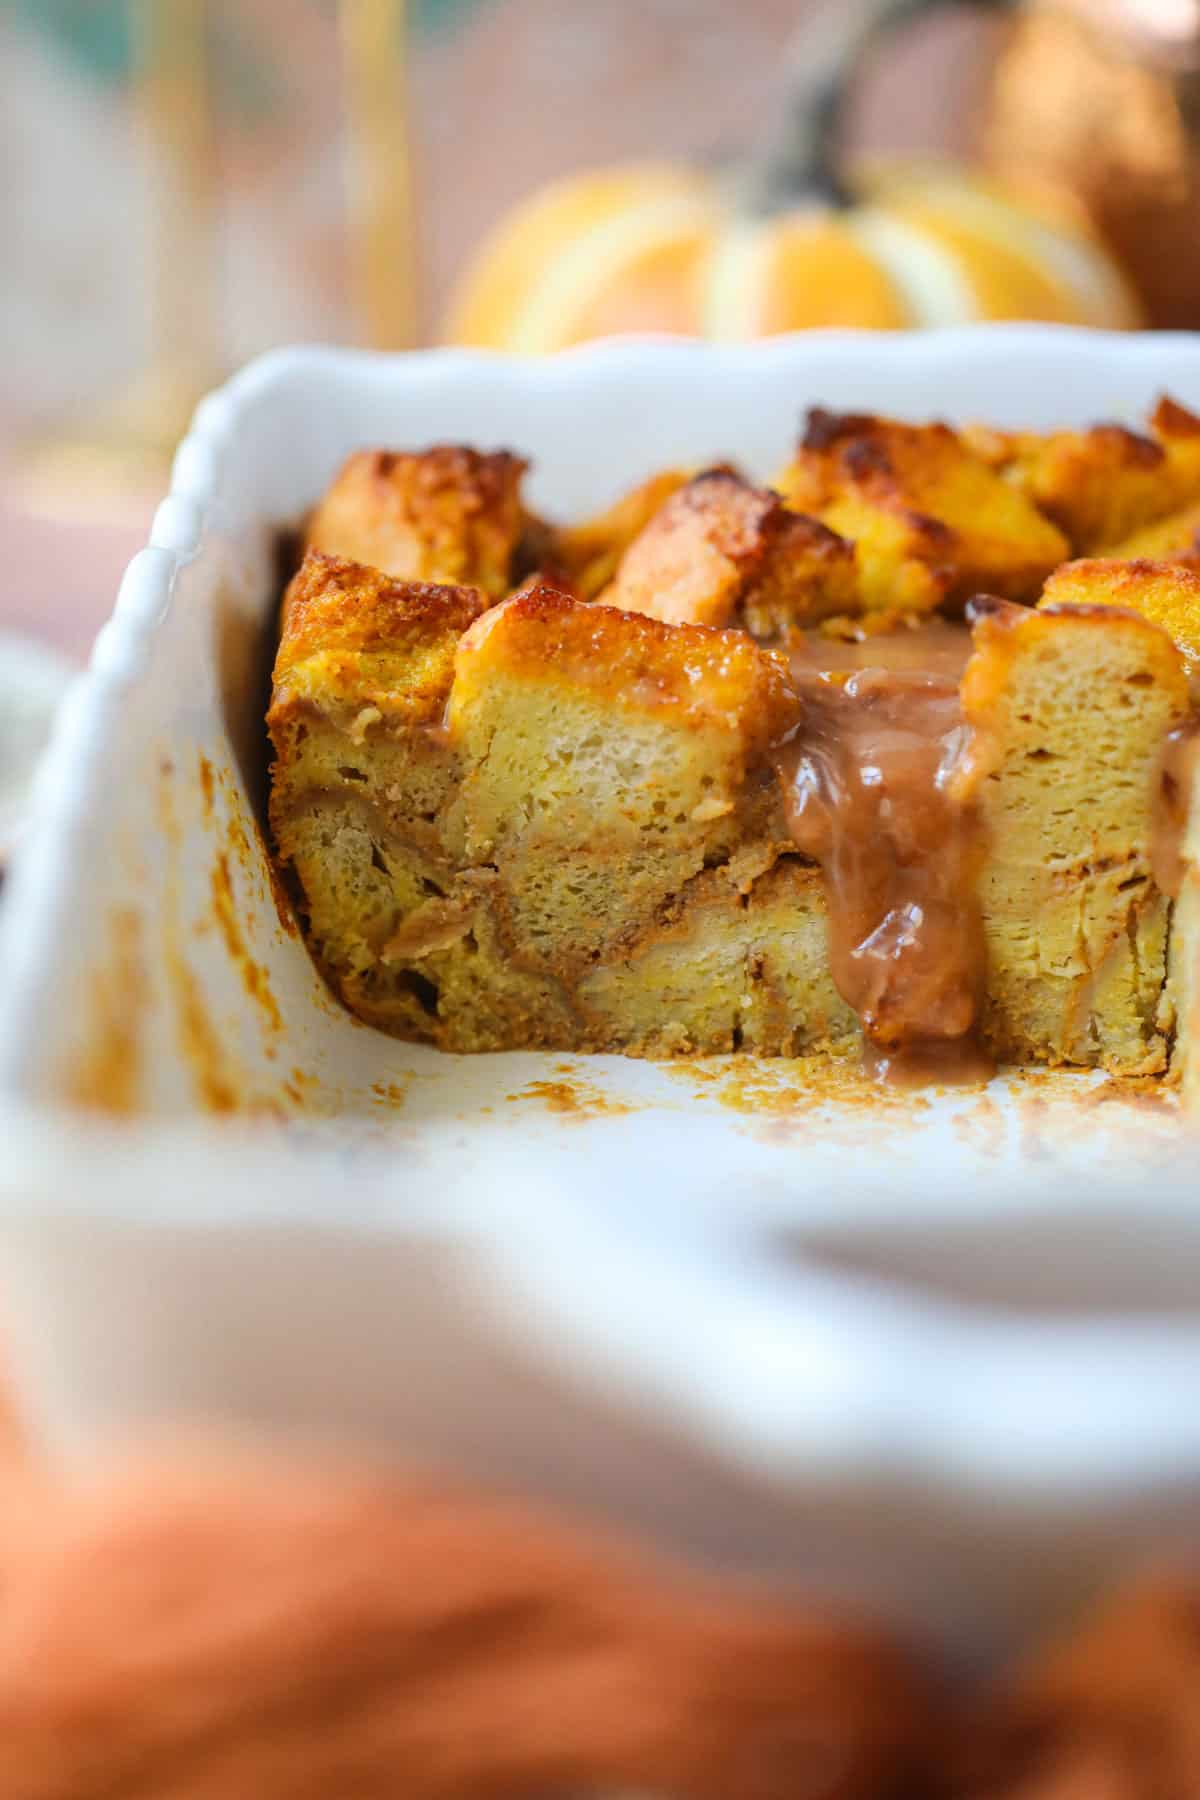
[
  {"x1": 64, "y1": 906, "x2": 145, "y2": 1115},
  {"x1": 196, "y1": 752, "x2": 329, "y2": 1106},
  {"x1": 204, "y1": 751, "x2": 300, "y2": 940},
  {"x1": 170, "y1": 953, "x2": 240, "y2": 1114},
  {"x1": 778, "y1": 636, "x2": 988, "y2": 1082},
  {"x1": 198, "y1": 752, "x2": 216, "y2": 822},
  {"x1": 210, "y1": 848, "x2": 283, "y2": 1038},
  {"x1": 159, "y1": 756, "x2": 254, "y2": 1115}
]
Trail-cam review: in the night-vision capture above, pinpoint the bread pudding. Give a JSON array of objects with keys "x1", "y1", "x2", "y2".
[{"x1": 267, "y1": 400, "x2": 1200, "y2": 1080}]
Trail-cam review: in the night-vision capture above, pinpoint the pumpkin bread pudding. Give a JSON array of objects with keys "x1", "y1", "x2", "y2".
[{"x1": 268, "y1": 399, "x2": 1200, "y2": 1081}]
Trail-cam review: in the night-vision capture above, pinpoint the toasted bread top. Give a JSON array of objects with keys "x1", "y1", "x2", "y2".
[
  {"x1": 776, "y1": 409, "x2": 1069, "y2": 607},
  {"x1": 271, "y1": 552, "x2": 487, "y2": 727},
  {"x1": 305, "y1": 445, "x2": 527, "y2": 597},
  {"x1": 599, "y1": 469, "x2": 855, "y2": 632},
  {"x1": 553, "y1": 467, "x2": 695, "y2": 599},
  {"x1": 450, "y1": 577, "x2": 796, "y2": 744},
  {"x1": 964, "y1": 593, "x2": 1189, "y2": 745},
  {"x1": 1038, "y1": 557, "x2": 1200, "y2": 684},
  {"x1": 965, "y1": 395, "x2": 1200, "y2": 553}
]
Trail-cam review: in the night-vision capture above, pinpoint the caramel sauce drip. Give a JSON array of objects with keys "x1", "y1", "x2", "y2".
[{"x1": 779, "y1": 628, "x2": 988, "y2": 1082}]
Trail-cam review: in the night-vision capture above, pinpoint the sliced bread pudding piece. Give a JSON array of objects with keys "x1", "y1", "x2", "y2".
[
  {"x1": 267, "y1": 551, "x2": 497, "y2": 1043},
  {"x1": 444, "y1": 579, "x2": 796, "y2": 979},
  {"x1": 963, "y1": 598, "x2": 1190, "y2": 1071}
]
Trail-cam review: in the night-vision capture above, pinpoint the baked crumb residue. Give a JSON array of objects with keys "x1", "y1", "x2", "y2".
[
  {"x1": 952, "y1": 1094, "x2": 1007, "y2": 1155},
  {"x1": 506, "y1": 1076, "x2": 633, "y2": 1119},
  {"x1": 702, "y1": 1056, "x2": 935, "y2": 1117},
  {"x1": 1078, "y1": 1073, "x2": 1179, "y2": 1113},
  {"x1": 370, "y1": 1077, "x2": 413, "y2": 1109}
]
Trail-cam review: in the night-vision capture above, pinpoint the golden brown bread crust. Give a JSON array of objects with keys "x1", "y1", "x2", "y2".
[
  {"x1": 598, "y1": 468, "x2": 857, "y2": 636},
  {"x1": 449, "y1": 574, "x2": 796, "y2": 739},
  {"x1": 304, "y1": 445, "x2": 527, "y2": 598},
  {"x1": 966, "y1": 395, "x2": 1200, "y2": 554},
  {"x1": 1038, "y1": 557, "x2": 1200, "y2": 686},
  {"x1": 553, "y1": 465, "x2": 696, "y2": 598},
  {"x1": 276, "y1": 547, "x2": 486, "y2": 654},
  {"x1": 0, "y1": 1443, "x2": 945, "y2": 1800},
  {"x1": 774, "y1": 409, "x2": 1069, "y2": 612}
]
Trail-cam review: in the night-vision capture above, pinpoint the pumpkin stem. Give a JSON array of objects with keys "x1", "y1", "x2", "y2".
[{"x1": 737, "y1": 0, "x2": 1013, "y2": 217}]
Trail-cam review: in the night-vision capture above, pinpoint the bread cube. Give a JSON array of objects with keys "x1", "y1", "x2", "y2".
[
  {"x1": 268, "y1": 553, "x2": 503, "y2": 1042},
  {"x1": 967, "y1": 396, "x2": 1200, "y2": 553},
  {"x1": 1038, "y1": 557, "x2": 1200, "y2": 685},
  {"x1": 599, "y1": 469, "x2": 856, "y2": 637},
  {"x1": 553, "y1": 467, "x2": 694, "y2": 598},
  {"x1": 775, "y1": 409, "x2": 1068, "y2": 612},
  {"x1": 304, "y1": 446, "x2": 528, "y2": 598}
]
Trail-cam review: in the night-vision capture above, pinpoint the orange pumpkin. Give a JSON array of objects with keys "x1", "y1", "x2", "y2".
[
  {"x1": 444, "y1": 0, "x2": 1141, "y2": 351},
  {"x1": 444, "y1": 159, "x2": 1139, "y2": 351}
]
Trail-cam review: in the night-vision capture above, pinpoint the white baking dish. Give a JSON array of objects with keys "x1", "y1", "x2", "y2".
[{"x1": 1, "y1": 329, "x2": 1199, "y2": 1657}]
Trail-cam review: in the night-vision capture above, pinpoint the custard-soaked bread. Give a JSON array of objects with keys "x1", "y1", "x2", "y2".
[
  {"x1": 305, "y1": 446, "x2": 528, "y2": 598},
  {"x1": 267, "y1": 552, "x2": 538, "y2": 1046},
  {"x1": 598, "y1": 469, "x2": 856, "y2": 636},
  {"x1": 446, "y1": 580, "x2": 796, "y2": 974},
  {"x1": 553, "y1": 467, "x2": 695, "y2": 599},
  {"x1": 963, "y1": 600, "x2": 1190, "y2": 1071},
  {"x1": 577, "y1": 860, "x2": 856, "y2": 1057},
  {"x1": 774, "y1": 409, "x2": 1068, "y2": 612},
  {"x1": 967, "y1": 395, "x2": 1200, "y2": 552},
  {"x1": 1039, "y1": 556, "x2": 1200, "y2": 684},
  {"x1": 270, "y1": 561, "x2": 813, "y2": 1050}
]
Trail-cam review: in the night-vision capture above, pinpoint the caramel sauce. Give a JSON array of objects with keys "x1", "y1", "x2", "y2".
[
  {"x1": 790, "y1": 618, "x2": 974, "y2": 680},
  {"x1": 779, "y1": 626, "x2": 988, "y2": 1082}
]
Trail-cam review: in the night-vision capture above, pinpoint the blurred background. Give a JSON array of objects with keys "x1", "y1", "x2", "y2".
[{"x1": 5, "y1": 0, "x2": 1200, "y2": 670}]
